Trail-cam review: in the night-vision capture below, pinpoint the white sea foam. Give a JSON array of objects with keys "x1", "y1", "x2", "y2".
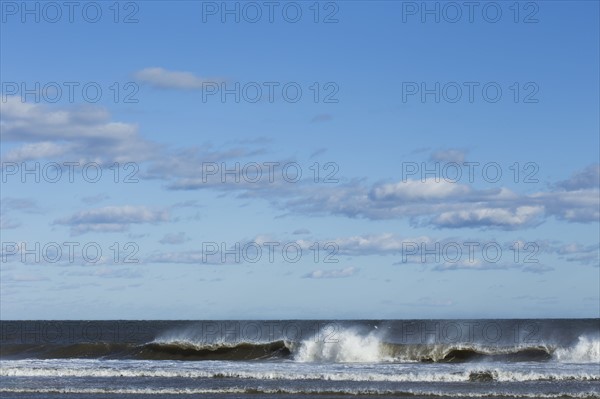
[
  {"x1": 2, "y1": 359, "x2": 597, "y2": 382},
  {"x1": 1, "y1": 386, "x2": 599, "y2": 398},
  {"x1": 293, "y1": 328, "x2": 388, "y2": 362},
  {"x1": 291, "y1": 327, "x2": 557, "y2": 363},
  {"x1": 554, "y1": 336, "x2": 600, "y2": 363}
]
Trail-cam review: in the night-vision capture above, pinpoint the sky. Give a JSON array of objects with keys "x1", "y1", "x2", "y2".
[{"x1": 0, "y1": 0, "x2": 598, "y2": 320}]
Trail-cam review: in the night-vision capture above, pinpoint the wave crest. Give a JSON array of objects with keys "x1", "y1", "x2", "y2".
[
  {"x1": 554, "y1": 335, "x2": 600, "y2": 363},
  {"x1": 292, "y1": 328, "x2": 557, "y2": 363},
  {"x1": 294, "y1": 330, "x2": 386, "y2": 362}
]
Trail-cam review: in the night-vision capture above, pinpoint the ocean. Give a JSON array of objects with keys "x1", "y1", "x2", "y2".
[{"x1": 1, "y1": 319, "x2": 598, "y2": 398}]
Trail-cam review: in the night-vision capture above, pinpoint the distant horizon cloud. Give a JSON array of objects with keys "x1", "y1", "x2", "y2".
[{"x1": 303, "y1": 266, "x2": 358, "y2": 279}]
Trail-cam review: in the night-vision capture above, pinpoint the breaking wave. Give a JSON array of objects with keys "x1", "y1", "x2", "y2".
[
  {"x1": 554, "y1": 335, "x2": 600, "y2": 363},
  {"x1": 293, "y1": 329, "x2": 600, "y2": 364},
  {"x1": 3, "y1": 330, "x2": 598, "y2": 364}
]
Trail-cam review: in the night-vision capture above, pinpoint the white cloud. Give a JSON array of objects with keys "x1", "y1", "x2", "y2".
[
  {"x1": 0, "y1": 197, "x2": 40, "y2": 230},
  {"x1": 2, "y1": 97, "x2": 134, "y2": 141},
  {"x1": 159, "y1": 232, "x2": 189, "y2": 245},
  {"x1": 3, "y1": 272, "x2": 49, "y2": 283},
  {"x1": 533, "y1": 189, "x2": 600, "y2": 223},
  {"x1": 556, "y1": 164, "x2": 600, "y2": 191},
  {"x1": 430, "y1": 149, "x2": 467, "y2": 163},
  {"x1": 277, "y1": 176, "x2": 598, "y2": 228},
  {"x1": 1, "y1": 97, "x2": 157, "y2": 164},
  {"x1": 4, "y1": 97, "x2": 598, "y2": 231},
  {"x1": 2, "y1": 142, "x2": 68, "y2": 162},
  {"x1": 370, "y1": 179, "x2": 471, "y2": 201},
  {"x1": 303, "y1": 266, "x2": 357, "y2": 279},
  {"x1": 134, "y1": 67, "x2": 223, "y2": 90},
  {"x1": 326, "y1": 233, "x2": 433, "y2": 256},
  {"x1": 145, "y1": 250, "x2": 223, "y2": 265},
  {"x1": 546, "y1": 242, "x2": 599, "y2": 266},
  {"x1": 433, "y1": 205, "x2": 545, "y2": 229},
  {"x1": 0, "y1": 217, "x2": 20, "y2": 230},
  {"x1": 55, "y1": 205, "x2": 169, "y2": 235}
]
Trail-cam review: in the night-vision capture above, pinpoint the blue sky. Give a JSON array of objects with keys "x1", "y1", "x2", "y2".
[{"x1": 1, "y1": 1, "x2": 598, "y2": 319}]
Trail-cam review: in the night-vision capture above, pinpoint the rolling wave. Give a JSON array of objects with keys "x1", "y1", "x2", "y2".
[
  {"x1": 1, "y1": 340, "x2": 290, "y2": 361},
  {"x1": 292, "y1": 329, "x2": 599, "y2": 364},
  {"x1": 140, "y1": 339, "x2": 291, "y2": 360},
  {"x1": 2, "y1": 327, "x2": 598, "y2": 364}
]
